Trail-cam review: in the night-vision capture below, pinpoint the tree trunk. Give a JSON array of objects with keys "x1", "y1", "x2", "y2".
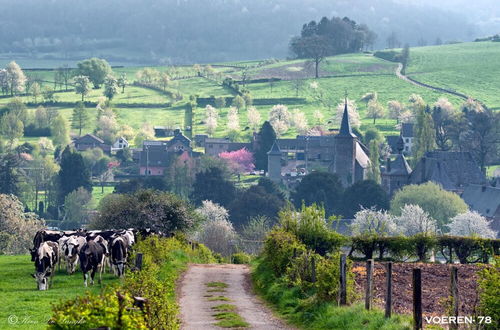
[{"x1": 315, "y1": 59, "x2": 319, "y2": 78}]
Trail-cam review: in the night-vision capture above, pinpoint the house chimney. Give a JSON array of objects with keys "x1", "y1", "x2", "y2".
[
  {"x1": 174, "y1": 129, "x2": 180, "y2": 136},
  {"x1": 386, "y1": 158, "x2": 391, "y2": 173}
]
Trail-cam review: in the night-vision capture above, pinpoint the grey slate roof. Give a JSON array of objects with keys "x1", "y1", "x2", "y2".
[
  {"x1": 409, "y1": 151, "x2": 486, "y2": 190},
  {"x1": 386, "y1": 154, "x2": 412, "y2": 175},
  {"x1": 461, "y1": 185, "x2": 500, "y2": 219},
  {"x1": 267, "y1": 141, "x2": 282, "y2": 155},
  {"x1": 401, "y1": 123, "x2": 414, "y2": 137}
]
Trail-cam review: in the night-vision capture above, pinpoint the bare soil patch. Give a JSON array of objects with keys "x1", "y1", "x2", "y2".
[{"x1": 353, "y1": 262, "x2": 482, "y2": 317}]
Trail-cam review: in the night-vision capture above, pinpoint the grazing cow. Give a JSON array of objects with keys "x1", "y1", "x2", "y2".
[
  {"x1": 64, "y1": 236, "x2": 86, "y2": 274},
  {"x1": 122, "y1": 230, "x2": 135, "y2": 247},
  {"x1": 32, "y1": 241, "x2": 59, "y2": 290},
  {"x1": 111, "y1": 236, "x2": 128, "y2": 277},
  {"x1": 79, "y1": 240, "x2": 104, "y2": 287}
]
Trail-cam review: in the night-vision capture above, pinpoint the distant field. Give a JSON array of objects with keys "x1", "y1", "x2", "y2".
[
  {"x1": 0, "y1": 255, "x2": 119, "y2": 330},
  {"x1": 407, "y1": 42, "x2": 500, "y2": 109},
  {"x1": 1, "y1": 42, "x2": 498, "y2": 143}
]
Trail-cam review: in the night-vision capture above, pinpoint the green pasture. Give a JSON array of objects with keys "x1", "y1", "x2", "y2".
[
  {"x1": 0, "y1": 255, "x2": 120, "y2": 330},
  {"x1": 92, "y1": 186, "x2": 115, "y2": 205},
  {"x1": 2, "y1": 42, "x2": 498, "y2": 144},
  {"x1": 407, "y1": 41, "x2": 500, "y2": 109}
]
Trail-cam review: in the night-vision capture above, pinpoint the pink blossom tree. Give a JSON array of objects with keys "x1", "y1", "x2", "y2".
[{"x1": 219, "y1": 148, "x2": 255, "y2": 174}]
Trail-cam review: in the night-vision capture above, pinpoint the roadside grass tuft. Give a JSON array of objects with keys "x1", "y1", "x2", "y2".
[
  {"x1": 207, "y1": 295, "x2": 231, "y2": 302},
  {"x1": 207, "y1": 288, "x2": 226, "y2": 293},
  {"x1": 213, "y1": 312, "x2": 249, "y2": 328},
  {"x1": 206, "y1": 281, "x2": 229, "y2": 288},
  {"x1": 212, "y1": 304, "x2": 237, "y2": 312}
]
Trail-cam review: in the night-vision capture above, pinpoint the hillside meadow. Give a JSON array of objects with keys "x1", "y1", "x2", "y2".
[{"x1": 0, "y1": 41, "x2": 495, "y2": 145}]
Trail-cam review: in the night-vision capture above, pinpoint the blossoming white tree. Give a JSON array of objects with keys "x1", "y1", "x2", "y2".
[
  {"x1": 291, "y1": 109, "x2": 308, "y2": 134},
  {"x1": 227, "y1": 106, "x2": 240, "y2": 132},
  {"x1": 351, "y1": 208, "x2": 398, "y2": 236},
  {"x1": 313, "y1": 110, "x2": 325, "y2": 125},
  {"x1": 395, "y1": 204, "x2": 437, "y2": 236},
  {"x1": 247, "y1": 106, "x2": 261, "y2": 132},
  {"x1": 448, "y1": 211, "x2": 496, "y2": 238},
  {"x1": 269, "y1": 104, "x2": 291, "y2": 137},
  {"x1": 205, "y1": 105, "x2": 218, "y2": 136},
  {"x1": 195, "y1": 200, "x2": 238, "y2": 256}
]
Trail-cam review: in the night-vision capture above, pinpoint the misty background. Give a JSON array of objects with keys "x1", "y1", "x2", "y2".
[{"x1": 0, "y1": 0, "x2": 499, "y2": 65}]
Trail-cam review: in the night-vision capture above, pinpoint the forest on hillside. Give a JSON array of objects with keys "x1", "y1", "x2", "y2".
[{"x1": 0, "y1": 0, "x2": 497, "y2": 64}]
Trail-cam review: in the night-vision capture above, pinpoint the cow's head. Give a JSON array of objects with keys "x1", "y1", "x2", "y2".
[
  {"x1": 66, "y1": 243, "x2": 78, "y2": 258},
  {"x1": 31, "y1": 271, "x2": 50, "y2": 290}
]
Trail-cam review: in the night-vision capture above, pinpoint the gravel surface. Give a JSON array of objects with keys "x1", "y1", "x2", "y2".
[{"x1": 179, "y1": 264, "x2": 293, "y2": 330}]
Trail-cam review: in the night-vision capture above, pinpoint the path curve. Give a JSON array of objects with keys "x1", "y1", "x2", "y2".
[
  {"x1": 178, "y1": 264, "x2": 293, "y2": 330},
  {"x1": 394, "y1": 63, "x2": 489, "y2": 106}
]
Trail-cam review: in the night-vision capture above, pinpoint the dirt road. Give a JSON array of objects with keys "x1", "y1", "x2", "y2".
[{"x1": 178, "y1": 264, "x2": 292, "y2": 330}]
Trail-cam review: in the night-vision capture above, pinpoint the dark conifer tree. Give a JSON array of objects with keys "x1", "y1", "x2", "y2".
[{"x1": 254, "y1": 121, "x2": 276, "y2": 172}]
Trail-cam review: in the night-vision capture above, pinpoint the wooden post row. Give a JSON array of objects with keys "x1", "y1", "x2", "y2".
[
  {"x1": 339, "y1": 253, "x2": 347, "y2": 305},
  {"x1": 413, "y1": 268, "x2": 422, "y2": 330},
  {"x1": 365, "y1": 259, "x2": 374, "y2": 310},
  {"x1": 385, "y1": 262, "x2": 393, "y2": 318}
]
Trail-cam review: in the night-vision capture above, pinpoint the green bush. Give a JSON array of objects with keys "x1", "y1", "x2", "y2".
[
  {"x1": 315, "y1": 252, "x2": 356, "y2": 303},
  {"x1": 408, "y1": 234, "x2": 437, "y2": 262},
  {"x1": 437, "y1": 236, "x2": 499, "y2": 264},
  {"x1": 232, "y1": 252, "x2": 252, "y2": 264},
  {"x1": 263, "y1": 228, "x2": 306, "y2": 276},
  {"x1": 49, "y1": 288, "x2": 147, "y2": 329},
  {"x1": 477, "y1": 257, "x2": 500, "y2": 330},
  {"x1": 279, "y1": 204, "x2": 347, "y2": 255}
]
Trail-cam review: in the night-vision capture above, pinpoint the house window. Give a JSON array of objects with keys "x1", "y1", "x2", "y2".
[
  {"x1": 208, "y1": 144, "x2": 213, "y2": 148},
  {"x1": 405, "y1": 138, "x2": 409, "y2": 143},
  {"x1": 405, "y1": 146, "x2": 409, "y2": 151}
]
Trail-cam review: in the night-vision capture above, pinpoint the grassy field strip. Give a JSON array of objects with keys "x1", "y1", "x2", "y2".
[{"x1": 0, "y1": 255, "x2": 120, "y2": 329}]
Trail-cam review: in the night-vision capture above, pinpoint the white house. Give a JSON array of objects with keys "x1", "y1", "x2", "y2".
[{"x1": 111, "y1": 137, "x2": 129, "y2": 153}]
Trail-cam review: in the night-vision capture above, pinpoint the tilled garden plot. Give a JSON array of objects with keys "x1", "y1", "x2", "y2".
[{"x1": 352, "y1": 262, "x2": 482, "y2": 317}]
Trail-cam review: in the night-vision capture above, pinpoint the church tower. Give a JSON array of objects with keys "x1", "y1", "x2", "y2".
[
  {"x1": 267, "y1": 141, "x2": 282, "y2": 183},
  {"x1": 333, "y1": 98, "x2": 356, "y2": 187}
]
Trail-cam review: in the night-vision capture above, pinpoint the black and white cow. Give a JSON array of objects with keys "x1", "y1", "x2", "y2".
[
  {"x1": 79, "y1": 240, "x2": 105, "y2": 287},
  {"x1": 63, "y1": 236, "x2": 86, "y2": 274},
  {"x1": 90, "y1": 235, "x2": 111, "y2": 272},
  {"x1": 110, "y1": 236, "x2": 128, "y2": 277},
  {"x1": 32, "y1": 241, "x2": 59, "y2": 290},
  {"x1": 30, "y1": 230, "x2": 64, "y2": 261}
]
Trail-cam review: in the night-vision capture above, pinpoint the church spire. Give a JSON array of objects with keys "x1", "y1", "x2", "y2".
[{"x1": 338, "y1": 94, "x2": 355, "y2": 137}]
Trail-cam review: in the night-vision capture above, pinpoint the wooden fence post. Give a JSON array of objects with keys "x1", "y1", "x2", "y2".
[
  {"x1": 413, "y1": 268, "x2": 422, "y2": 330},
  {"x1": 311, "y1": 256, "x2": 316, "y2": 283},
  {"x1": 385, "y1": 262, "x2": 393, "y2": 318},
  {"x1": 339, "y1": 253, "x2": 347, "y2": 305},
  {"x1": 135, "y1": 253, "x2": 143, "y2": 271},
  {"x1": 365, "y1": 259, "x2": 374, "y2": 310},
  {"x1": 450, "y1": 266, "x2": 459, "y2": 329}
]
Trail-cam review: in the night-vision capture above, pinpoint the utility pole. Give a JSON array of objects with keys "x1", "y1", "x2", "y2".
[{"x1": 305, "y1": 136, "x2": 310, "y2": 174}]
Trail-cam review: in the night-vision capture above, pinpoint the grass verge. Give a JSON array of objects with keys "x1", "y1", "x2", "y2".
[
  {"x1": 208, "y1": 296, "x2": 231, "y2": 302},
  {"x1": 251, "y1": 257, "x2": 413, "y2": 330}
]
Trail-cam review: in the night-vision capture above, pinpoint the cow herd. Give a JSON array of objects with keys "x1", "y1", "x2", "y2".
[{"x1": 29, "y1": 228, "x2": 141, "y2": 290}]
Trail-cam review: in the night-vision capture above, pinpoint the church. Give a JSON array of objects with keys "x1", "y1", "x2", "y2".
[{"x1": 268, "y1": 99, "x2": 371, "y2": 186}]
